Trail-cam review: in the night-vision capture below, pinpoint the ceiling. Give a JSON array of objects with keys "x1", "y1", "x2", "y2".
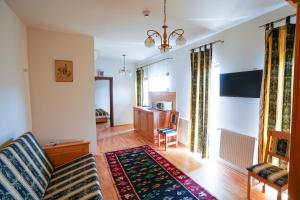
[{"x1": 6, "y1": 0, "x2": 287, "y2": 63}]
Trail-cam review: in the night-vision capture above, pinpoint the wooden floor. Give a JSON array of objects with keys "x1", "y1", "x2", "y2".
[
  {"x1": 96, "y1": 124, "x2": 287, "y2": 200},
  {"x1": 96, "y1": 122, "x2": 133, "y2": 140}
]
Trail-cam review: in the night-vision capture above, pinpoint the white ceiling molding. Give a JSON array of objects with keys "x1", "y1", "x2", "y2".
[{"x1": 6, "y1": 0, "x2": 288, "y2": 62}]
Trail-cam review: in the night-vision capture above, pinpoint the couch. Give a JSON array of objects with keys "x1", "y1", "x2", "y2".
[{"x1": 0, "y1": 132, "x2": 102, "y2": 200}]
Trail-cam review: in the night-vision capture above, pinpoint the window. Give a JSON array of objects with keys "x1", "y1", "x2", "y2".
[
  {"x1": 149, "y1": 74, "x2": 170, "y2": 92},
  {"x1": 142, "y1": 61, "x2": 171, "y2": 106},
  {"x1": 142, "y1": 72, "x2": 170, "y2": 106},
  {"x1": 208, "y1": 64, "x2": 220, "y2": 159},
  {"x1": 143, "y1": 78, "x2": 149, "y2": 106}
]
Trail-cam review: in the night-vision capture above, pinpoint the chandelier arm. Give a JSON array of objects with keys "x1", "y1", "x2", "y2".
[
  {"x1": 123, "y1": 58, "x2": 125, "y2": 70},
  {"x1": 144, "y1": 0, "x2": 185, "y2": 53},
  {"x1": 122, "y1": 54, "x2": 126, "y2": 70},
  {"x1": 168, "y1": 29, "x2": 185, "y2": 44},
  {"x1": 147, "y1": 30, "x2": 163, "y2": 45}
]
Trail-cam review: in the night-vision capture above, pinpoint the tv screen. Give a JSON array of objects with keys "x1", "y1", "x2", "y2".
[{"x1": 220, "y1": 70, "x2": 263, "y2": 98}]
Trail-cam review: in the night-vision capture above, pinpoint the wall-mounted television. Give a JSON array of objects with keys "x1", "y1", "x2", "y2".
[{"x1": 220, "y1": 70, "x2": 263, "y2": 98}]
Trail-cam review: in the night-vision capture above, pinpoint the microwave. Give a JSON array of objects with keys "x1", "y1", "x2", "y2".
[{"x1": 155, "y1": 101, "x2": 172, "y2": 111}]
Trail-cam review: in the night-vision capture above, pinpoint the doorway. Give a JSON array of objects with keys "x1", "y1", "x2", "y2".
[{"x1": 95, "y1": 76, "x2": 114, "y2": 127}]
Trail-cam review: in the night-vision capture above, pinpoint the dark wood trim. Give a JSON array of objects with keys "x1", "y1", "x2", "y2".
[
  {"x1": 95, "y1": 76, "x2": 112, "y2": 81},
  {"x1": 95, "y1": 76, "x2": 114, "y2": 127},
  {"x1": 109, "y1": 77, "x2": 114, "y2": 127},
  {"x1": 289, "y1": 3, "x2": 300, "y2": 199}
]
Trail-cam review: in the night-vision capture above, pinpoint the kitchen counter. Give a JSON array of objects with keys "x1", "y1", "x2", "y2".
[{"x1": 133, "y1": 107, "x2": 170, "y2": 143}]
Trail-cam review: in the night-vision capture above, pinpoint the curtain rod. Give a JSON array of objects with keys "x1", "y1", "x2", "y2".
[
  {"x1": 137, "y1": 57, "x2": 173, "y2": 69},
  {"x1": 259, "y1": 13, "x2": 296, "y2": 28},
  {"x1": 190, "y1": 40, "x2": 224, "y2": 51}
]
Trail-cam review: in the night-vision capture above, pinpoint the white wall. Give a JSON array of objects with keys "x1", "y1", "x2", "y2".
[
  {"x1": 95, "y1": 56, "x2": 136, "y2": 125},
  {"x1": 27, "y1": 28, "x2": 97, "y2": 154},
  {"x1": 139, "y1": 5, "x2": 295, "y2": 157},
  {"x1": 0, "y1": 0, "x2": 32, "y2": 144},
  {"x1": 95, "y1": 80, "x2": 110, "y2": 112}
]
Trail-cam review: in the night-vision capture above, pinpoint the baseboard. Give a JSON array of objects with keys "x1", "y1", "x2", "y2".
[{"x1": 218, "y1": 158, "x2": 247, "y2": 175}]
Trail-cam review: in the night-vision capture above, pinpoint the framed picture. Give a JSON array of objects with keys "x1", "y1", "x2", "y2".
[
  {"x1": 55, "y1": 60, "x2": 73, "y2": 82},
  {"x1": 96, "y1": 68, "x2": 104, "y2": 76}
]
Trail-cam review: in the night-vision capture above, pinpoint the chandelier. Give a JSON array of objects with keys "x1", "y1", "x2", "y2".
[
  {"x1": 119, "y1": 54, "x2": 131, "y2": 76},
  {"x1": 144, "y1": 0, "x2": 186, "y2": 53}
]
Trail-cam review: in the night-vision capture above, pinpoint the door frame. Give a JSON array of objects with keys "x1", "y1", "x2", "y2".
[{"x1": 95, "y1": 76, "x2": 114, "y2": 127}]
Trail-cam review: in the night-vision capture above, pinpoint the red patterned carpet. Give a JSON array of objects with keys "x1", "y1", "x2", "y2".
[{"x1": 105, "y1": 145, "x2": 217, "y2": 200}]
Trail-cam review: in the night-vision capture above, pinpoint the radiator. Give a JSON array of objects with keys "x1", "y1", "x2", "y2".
[
  {"x1": 178, "y1": 118, "x2": 189, "y2": 146},
  {"x1": 219, "y1": 129, "x2": 256, "y2": 172}
]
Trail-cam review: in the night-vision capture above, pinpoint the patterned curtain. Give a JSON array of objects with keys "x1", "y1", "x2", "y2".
[
  {"x1": 189, "y1": 45, "x2": 212, "y2": 158},
  {"x1": 136, "y1": 68, "x2": 144, "y2": 106},
  {"x1": 258, "y1": 18, "x2": 295, "y2": 168}
]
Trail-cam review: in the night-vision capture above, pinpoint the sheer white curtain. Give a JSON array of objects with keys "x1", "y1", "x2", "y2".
[{"x1": 142, "y1": 60, "x2": 171, "y2": 106}]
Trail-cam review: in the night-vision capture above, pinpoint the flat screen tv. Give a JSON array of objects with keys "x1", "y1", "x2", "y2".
[{"x1": 220, "y1": 70, "x2": 263, "y2": 98}]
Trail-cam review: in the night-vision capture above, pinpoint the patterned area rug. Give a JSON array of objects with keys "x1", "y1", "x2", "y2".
[{"x1": 105, "y1": 145, "x2": 217, "y2": 200}]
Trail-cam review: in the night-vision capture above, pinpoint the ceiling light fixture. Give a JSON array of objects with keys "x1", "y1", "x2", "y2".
[
  {"x1": 144, "y1": 0, "x2": 186, "y2": 53},
  {"x1": 143, "y1": 10, "x2": 150, "y2": 18},
  {"x1": 119, "y1": 54, "x2": 131, "y2": 76}
]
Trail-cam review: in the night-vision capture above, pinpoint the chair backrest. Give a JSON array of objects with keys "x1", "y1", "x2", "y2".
[
  {"x1": 264, "y1": 130, "x2": 291, "y2": 163},
  {"x1": 0, "y1": 132, "x2": 54, "y2": 199},
  {"x1": 169, "y1": 111, "x2": 180, "y2": 131}
]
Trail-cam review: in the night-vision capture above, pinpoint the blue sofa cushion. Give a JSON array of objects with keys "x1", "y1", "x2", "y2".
[
  {"x1": 43, "y1": 154, "x2": 102, "y2": 200},
  {"x1": 0, "y1": 132, "x2": 54, "y2": 200}
]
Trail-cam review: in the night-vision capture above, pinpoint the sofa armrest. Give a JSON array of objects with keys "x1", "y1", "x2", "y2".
[{"x1": 43, "y1": 141, "x2": 90, "y2": 168}]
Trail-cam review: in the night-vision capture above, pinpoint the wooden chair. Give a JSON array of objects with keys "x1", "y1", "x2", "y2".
[
  {"x1": 157, "y1": 111, "x2": 180, "y2": 150},
  {"x1": 247, "y1": 130, "x2": 290, "y2": 200}
]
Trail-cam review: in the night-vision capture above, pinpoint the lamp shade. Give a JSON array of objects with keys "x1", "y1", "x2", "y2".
[
  {"x1": 118, "y1": 54, "x2": 132, "y2": 76},
  {"x1": 176, "y1": 35, "x2": 186, "y2": 46},
  {"x1": 144, "y1": 36, "x2": 155, "y2": 48},
  {"x1": 119, "y1": 68, "x2": 132, "y2": 76}
]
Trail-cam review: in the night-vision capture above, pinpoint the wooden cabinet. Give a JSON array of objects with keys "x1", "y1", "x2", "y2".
[
  {"x1": 133, "y1": 108, "x2": 141, "y2": 131},
  {"x1": 140, "y1": 111, "x2": 148, "y2": 133},
  {"x1": 133, "y1": 107, "x2": 170, "y2": 143},
  {"x1": 43, "y1": 141, "x2": 90, "y2": 168}
]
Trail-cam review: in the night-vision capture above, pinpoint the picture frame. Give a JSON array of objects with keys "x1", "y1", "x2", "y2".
[
  {"x1": 55, "y1": 60, "x2": 73, "y2": 82},
  {"x1": 96, "y1": 68, "x2": 104, "y2": 76}
]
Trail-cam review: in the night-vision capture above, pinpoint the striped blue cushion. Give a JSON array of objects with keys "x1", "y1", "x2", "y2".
[
  {"x1": 157, "y1": 128, "x2": 176, "y2": 134},
  {"x1": 247, "y1": 162, "x2": 288, "y2": 187},
  {"x1": 44, "y1": 154, "x2": 102, "y2": 200},
  {"x1": 0, "y1": 132, "x2": 54, "y2": 200}
]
